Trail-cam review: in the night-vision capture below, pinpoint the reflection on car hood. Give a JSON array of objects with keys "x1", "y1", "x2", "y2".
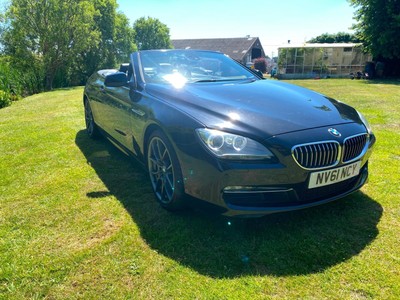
[{"x1": 145, "y1": 80, "x2": 360, "y2": 138}]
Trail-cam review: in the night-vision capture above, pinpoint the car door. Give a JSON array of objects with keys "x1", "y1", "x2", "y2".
[
  {"x1": 99, "y1": 83, "x2": 133, "y2": 148},
  {"x1": 100, "y1": 61, "x2": 148, "y2": 157}
]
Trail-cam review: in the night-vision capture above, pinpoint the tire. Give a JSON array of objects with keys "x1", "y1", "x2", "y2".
[
  {"x1": 84, "y1": 99, "x2": 100, "y2": 139},
  {"x1": 147, "y1": 130, "x2": 185, "y2": 210}
]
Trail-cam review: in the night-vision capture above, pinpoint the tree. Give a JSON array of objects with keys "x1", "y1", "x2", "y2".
[
  {"x1": 308, "y1": 32, "x2": 359, "y2": 43},
  {"x1": 349, "y1": 0, "x2": 400, "y2": 75},
  {"x1": 133, "y1": 17, "x2": 172, "y2": 50},
  {"x1": 72, "y1": 0, "x2": 136, "y2": 85},
  {"x1": 1, "y1": 0, "x2": 136, "y2": 91},
  {"x1": 2, "y1": 0, "x2": 100, "y2": 90}
]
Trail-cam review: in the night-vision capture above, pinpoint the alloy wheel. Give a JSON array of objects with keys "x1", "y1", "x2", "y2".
[
  {"x1": 84, "y1": 101, "x2": 95, "y2": 137},
  {"x1": 147, "y1": 136, "x2": 175, "y2": 204}
]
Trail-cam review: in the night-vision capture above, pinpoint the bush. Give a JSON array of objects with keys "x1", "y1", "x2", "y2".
[
  {"x1": 0, "y1": 58, "x2": 24, "y2": 95},
  {"x1": 0, "y1": 90, "x2": 12, "y2": 109},
  {"x1": 0, "y1": 56, "x2": 35, "y2": 108},
  {"x1": 253, "y1": 57, "x2": 267, "y2": 73}
]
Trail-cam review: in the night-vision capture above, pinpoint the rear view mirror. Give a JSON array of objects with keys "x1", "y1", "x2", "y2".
[{"x1": 104, "y1": 72, "x2": 128, "y2": 87}]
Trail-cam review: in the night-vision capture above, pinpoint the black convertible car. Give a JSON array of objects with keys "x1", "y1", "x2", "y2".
[{"x1": 83, "y1": 49, "x2": 375, "y2": 217}]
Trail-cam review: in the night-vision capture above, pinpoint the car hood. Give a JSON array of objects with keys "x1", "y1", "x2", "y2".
[{"x1": 145, "y1": 79, "x2": 361, "y2": 139}]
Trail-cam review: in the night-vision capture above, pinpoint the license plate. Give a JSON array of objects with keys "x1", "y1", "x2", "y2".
[{"x1": 308, "y1": 161, "x2": 361, "y2": 189}]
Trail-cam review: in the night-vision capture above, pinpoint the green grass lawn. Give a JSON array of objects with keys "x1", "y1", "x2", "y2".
[{"x1": 0, "y1": 80, "x2": 399, "y2": 299}]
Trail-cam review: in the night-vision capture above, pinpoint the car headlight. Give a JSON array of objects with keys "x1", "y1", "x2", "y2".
[
  {"x1": 357, "y1": 111, "x2": 372, "y2": 134},
  {"x1": 196, "y1": 128, "x2": 275, "y2": 160}
]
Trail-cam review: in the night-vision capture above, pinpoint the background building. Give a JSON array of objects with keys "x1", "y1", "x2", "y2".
[
  {"x1": 172, "y1": 37, "x2": 265, "y2": 65},
  {"x1": 277, "y1": 43, "x2": 372, "y2": 79}
]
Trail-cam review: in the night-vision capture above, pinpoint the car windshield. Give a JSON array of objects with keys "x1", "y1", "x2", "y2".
[{"x1": 139, "y1": 50, "x2": 257, "y2": 86}]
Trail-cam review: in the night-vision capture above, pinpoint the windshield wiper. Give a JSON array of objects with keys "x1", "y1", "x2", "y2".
[
  {"x1": 193, "y1": 78, "x2": 247, "y2": 83},
  {"x1": 193, "y1": 79, "x2": 220, "y2": 83}
]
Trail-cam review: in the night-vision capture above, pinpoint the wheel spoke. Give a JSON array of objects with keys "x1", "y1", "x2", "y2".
[
  {"x1": 161, "y1": 148, "x2": 168, "y2": 161},
  {"x1": 148, "y1": 157, "x2": 158, "y2": 168},
  {"x1": 160, "y1": 178, "x2": 166, "y2": 198},
  {"x1": 151, "y1": 142, "x2": 159, "y2": 160},
  {"x1": 166, "y1": 174, "x2": 174, "y2": 191},
  {"x1": 156, "y1": 140, "x2": 164, "y2": 160},
  {"x1": 165, "y1": 175, "x2": 174, "y2": 199}
]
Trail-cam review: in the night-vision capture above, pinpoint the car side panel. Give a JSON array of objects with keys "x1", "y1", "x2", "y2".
[{"x1": 97, "y1": 85, "x2": 135, "y2": 149}]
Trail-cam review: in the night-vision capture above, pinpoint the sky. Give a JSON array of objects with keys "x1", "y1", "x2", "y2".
[{"x1": 117, "y1": 0, "x2": 357, "y2": 57}]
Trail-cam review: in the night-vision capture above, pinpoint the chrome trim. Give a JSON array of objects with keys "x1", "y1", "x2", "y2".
[
  {"x1": 223, "y1": 187, "x2": 293, "y2": 194},
  {"x1": 292, "y1": 140, "x2": 341, "y2": 170},
  {"x1": 342, "y1": 133, "x2": 369, "y2": 163}
]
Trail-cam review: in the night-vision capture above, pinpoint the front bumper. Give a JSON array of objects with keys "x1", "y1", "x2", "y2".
[
  {"x1": 176, "y1": 125, "x2": 375, "y2": 217},
  {"x1": 221, "y1": 162, "x2": 369, "y2": 216}
]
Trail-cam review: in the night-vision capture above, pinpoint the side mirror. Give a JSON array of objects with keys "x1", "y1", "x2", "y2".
[{"x1": 104, "y1": 72, "x2": 128, "y2": 87}]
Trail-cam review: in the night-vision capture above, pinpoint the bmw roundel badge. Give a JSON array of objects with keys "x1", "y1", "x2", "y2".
[{"x1": 328, "y1": 128, "x2": 341, "y2": 137}]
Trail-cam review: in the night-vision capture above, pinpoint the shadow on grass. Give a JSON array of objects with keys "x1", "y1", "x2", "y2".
[
  {"x1": 75, "y1": 130, "x2": 382, "y2": 278},
  {"x1": 361, "y1": 78, "x2": 400, "y2": 85}
]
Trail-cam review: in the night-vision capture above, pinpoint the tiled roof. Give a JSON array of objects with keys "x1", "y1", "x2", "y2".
[{"x1": 172, "y1": 37, "x2": 261, "y2": 61}]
